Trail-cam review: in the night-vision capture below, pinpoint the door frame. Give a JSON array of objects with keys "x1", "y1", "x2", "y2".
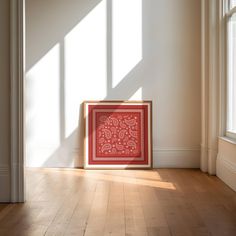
[{"x1": 10, "y1": 0, "x2": 25, "y2": 202}]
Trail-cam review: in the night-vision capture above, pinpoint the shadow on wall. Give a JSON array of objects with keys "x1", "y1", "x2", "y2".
[{"x1": 25, "y1": 0, "x2": 201, "y2": 167}]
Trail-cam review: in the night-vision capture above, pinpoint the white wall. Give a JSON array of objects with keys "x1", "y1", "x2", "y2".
[
  {"x1": 0, "y1": 0, "x2": 11, "y2": 201},
  {"x1": 25, "y1": 0, "x2": 201, "y2": 168}
]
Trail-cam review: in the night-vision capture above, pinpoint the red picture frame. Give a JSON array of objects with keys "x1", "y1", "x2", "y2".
[{"x1": 84, "y1": 101, "x2": 152, "y2": 169}]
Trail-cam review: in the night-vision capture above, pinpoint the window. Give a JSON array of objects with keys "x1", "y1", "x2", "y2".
[
  {"x1": 226, "y1": 0, "x2": 236, "y2": 139},
  {"x1": 230, "y1": 0, "x2": 236, "y2": 8}
]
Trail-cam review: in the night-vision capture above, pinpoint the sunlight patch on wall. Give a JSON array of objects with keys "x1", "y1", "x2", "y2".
[
  {"x1": 128, "y1": 87, "x2": 143, "y2": 100},
  {"x1": 112, "y1": 0, "x2": 142, "y2": 88},
  {"x1": 25, "y1": 44, "x2": 60, "y2": 166},
  {"x1": 64, "y1": 0, "x2": 107, "y2": 138}
]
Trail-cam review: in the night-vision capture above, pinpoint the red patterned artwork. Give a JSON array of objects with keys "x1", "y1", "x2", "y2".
[
  {"x1": 96, "y1": 112, "x2": 141, "y2": 157},
  {"x1": 84, "y1": 101, "x2": 152, "y2": 169}
]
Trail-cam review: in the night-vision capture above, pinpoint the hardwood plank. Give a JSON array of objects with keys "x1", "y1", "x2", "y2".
[
  {"x1": 124, "y1": 179, "x2": 147, "y2": 236},
  {"x1": 103, "y1": 181, "x2": 125, "y2": 236}
]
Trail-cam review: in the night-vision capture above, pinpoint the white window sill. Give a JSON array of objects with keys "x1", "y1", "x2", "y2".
[{"x1": 219, "y1": 136, "x2": 236, "y2": 145}]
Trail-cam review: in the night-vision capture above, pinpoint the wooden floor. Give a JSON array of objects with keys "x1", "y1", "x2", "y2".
[{"x1": 0, "y1": 169, "x2": 236, "y2": 236}]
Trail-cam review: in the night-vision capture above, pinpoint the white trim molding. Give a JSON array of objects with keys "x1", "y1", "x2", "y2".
[
  {"x1": 0, "y1": 166, "x2": 10, "y2": 177},
  {"x1": 10, "y1": 0, "x2": 25, "y2": 202},
  {"x1": 215, "y1": 1, "x2": 236, "y2": 192},
  {"x1": 0, "y1": 166, "x2": 10, "y2": 202},
  {"x1": 201, "y1": 0, "x2": 209, "y2": 173},
  {"x1": 217, "y1": 137, "x2": 236, "y2": 191},
  {"x1": 217, "y1": 156, "x2": 236, "y2": 173},
  {"x1": 201, "y1": 0, "x2": 222, "y2": 175},
  {"x1": 25, "y1": 147, "x2": 82, "y2": 168},
  {"x1": 217, "y1": 156, "x2": 236, "y2": 190},
  {"x1": 204, "y1": 0, "x2": 236, "y2": 191},
  {"x1": 153, "y1": 148, "x2": 200, "y2": 168}
]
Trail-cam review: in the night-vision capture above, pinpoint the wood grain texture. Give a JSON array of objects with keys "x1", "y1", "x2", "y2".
[{"x1": 0, "y1": 168, "x2": 236, "y2": 235}]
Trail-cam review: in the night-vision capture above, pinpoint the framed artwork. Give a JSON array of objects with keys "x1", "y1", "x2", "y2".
[{"x1": 83, "y1": 101, "x2": 152, "y2": 169}]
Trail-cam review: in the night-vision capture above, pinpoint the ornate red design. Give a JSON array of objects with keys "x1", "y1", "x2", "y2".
[
  {"x1": 96, "y1": 112, "x2": 141, "y2": 157},
  {"x1": 88, "y1": 104, "x2": 149, "y2": 165}
]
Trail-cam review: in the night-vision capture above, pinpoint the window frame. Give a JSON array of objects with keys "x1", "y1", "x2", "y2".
[{"x1": 226, "y1": 0, "x2": 236, "y2": 140}]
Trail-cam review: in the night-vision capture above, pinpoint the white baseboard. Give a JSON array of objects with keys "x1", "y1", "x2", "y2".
[
  {"x1": 26, "y1": 148, "x2": 201, "y2": 169},
  {"x1": 153, "y1": 148, "x2": 200, "y2": 168},
  {"x1": 77, "y1": 148, "x2": 201, "y2": 168},
  {"x1": 217, "y1": 155, "x2": 236, "y2": 192},
  {"x1": 0, "y1": 166, "x2": 10, "y2": 202},
  {"x1": 26, "y1": 148, "x2": 82, "y2": 168},
  {"x1": 0, "y1": 166, "x2": 10, "y2": 176}
]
